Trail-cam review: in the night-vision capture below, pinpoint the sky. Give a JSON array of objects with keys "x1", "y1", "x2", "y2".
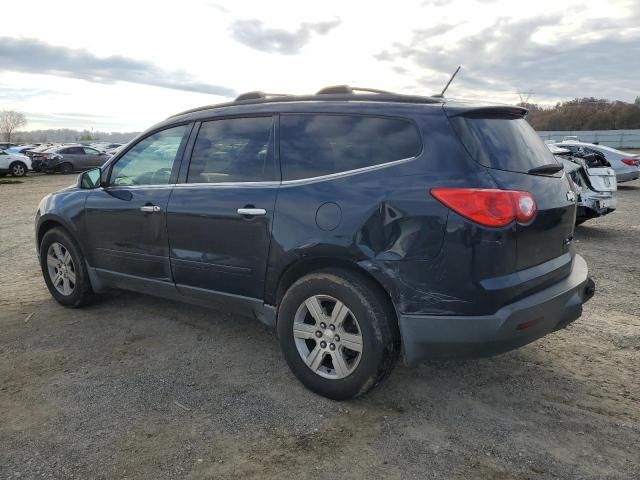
[{"x1": 0, "y1": 0, "x2": 638, "y2": 132}]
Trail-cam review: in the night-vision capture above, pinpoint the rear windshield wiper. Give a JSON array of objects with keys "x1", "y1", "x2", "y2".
[{"x1": 528, "y1": 163, "x2": 564, "y2": 175}]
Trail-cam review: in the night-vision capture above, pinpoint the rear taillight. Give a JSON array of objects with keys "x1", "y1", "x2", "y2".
[
  {"x1": 431, "y1": 188, "x2": 537, "y2": 227},
  {"x1": 621, "y1": 158, "x2": 640, "y2": 167}
]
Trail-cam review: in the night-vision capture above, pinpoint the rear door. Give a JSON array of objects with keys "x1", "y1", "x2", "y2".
[
  {"x1": 448, "y1": 108, "x2": 577, "y2": 270},
  {"x1": 166, "y1": 116, "x2": 278, "y2": 301}
]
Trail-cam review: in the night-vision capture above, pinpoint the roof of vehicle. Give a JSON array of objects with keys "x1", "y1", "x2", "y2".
[
  {"x1": 167, "y1": 85, "x2": 527, "y2": 122},
  {"x1": 170, "y1": 86, "x2": 444, "y2": 118}
]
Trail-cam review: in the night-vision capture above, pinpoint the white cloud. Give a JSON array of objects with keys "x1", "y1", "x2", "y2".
[{"x1": 1, "y1": 0, "x2": 637, "y2": 131}]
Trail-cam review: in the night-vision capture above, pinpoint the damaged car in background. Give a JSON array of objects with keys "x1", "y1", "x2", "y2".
[{"x1": 547, "y1": 144, "x2": 617, "y2": 225}]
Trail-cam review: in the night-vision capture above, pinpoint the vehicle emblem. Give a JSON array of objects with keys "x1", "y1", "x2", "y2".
[{"x1": 566, "y1": 191, "x2": 576, "y2": 202}]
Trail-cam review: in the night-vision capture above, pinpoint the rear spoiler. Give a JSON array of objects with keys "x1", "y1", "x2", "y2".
[{"x1": 444, "y1": 104, "x2": 528, "y2": 119}]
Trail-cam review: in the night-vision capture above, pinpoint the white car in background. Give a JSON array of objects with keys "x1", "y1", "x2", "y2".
[
  {"x1": 556, "y1": 141, "x2": 640, "y2": 183},
  {"x1": 548, "y1": 144, "x2": 617, "y2": 224},
  {"x1": 0, "y1": 150, "x2": 32, "y2": 177}
]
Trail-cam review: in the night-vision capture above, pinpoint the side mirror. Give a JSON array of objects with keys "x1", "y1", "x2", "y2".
[{"x1": 78, "y1": 168, "x2": 102, "y2": 189}]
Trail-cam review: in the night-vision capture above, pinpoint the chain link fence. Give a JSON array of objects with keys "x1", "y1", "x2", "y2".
[{"x1": 537, "y1": 129, "x2": 640, "y2": 149}]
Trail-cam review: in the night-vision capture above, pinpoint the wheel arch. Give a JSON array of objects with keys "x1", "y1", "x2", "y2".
[
  {"x1": 37, "y1": 216, "x2": 84, "y2": 257},
  {"x1": 272, "y1": 257, "x2": 399, "y2": 326},
  {"x1": 9, "y1": 159, "x2": 27, "y2": 174}
]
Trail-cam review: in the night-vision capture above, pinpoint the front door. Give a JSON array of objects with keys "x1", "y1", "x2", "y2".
[
  {"x1": 84, "y1": 124, "x2": 190, "y2": 282},
  {"x1": 167, "y1": 116, "x2": 278, "y2": 300}
]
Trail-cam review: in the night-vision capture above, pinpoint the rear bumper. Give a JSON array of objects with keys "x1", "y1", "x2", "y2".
[
  {"x1": 617, "y1": 170, "x2": 640, "y2": 183},
  {"x1": 399, "y1": 254, "x2": 594, "y2": 366}
]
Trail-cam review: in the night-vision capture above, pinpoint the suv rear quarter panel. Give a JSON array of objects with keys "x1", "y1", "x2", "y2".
[{"x1": 265, "y1": 106, "x2": 501, "y2": 315}]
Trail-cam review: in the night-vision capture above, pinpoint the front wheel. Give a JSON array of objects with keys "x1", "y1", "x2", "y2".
[
  {"x1": 10, "y1": 161, "x2": 27, "y2": 177},
  {"x1": 277, "y1": 269, "x2": 399, "y2": 400},
  {"x1": 39, "y1": 228, "x2": 94, "y2": 307}
]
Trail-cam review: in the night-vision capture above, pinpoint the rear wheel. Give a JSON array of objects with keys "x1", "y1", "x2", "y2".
[
  {"x1": 10, "y1": 161, "x2": 27, "y2": 177},
  {"x1": 39, "y1": 228, "x2": 94, "y2": 307},
  {"x1": 59, "y1": 163, "x2": 73, "y2": 174},
  {"x1": 277, "y1": 269, "x2": 399, "y2": 400}
]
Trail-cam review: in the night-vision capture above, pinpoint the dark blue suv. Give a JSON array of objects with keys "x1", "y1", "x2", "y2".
[{"x1": 35, "y1": 87, "x2": 595, "y2": 399}]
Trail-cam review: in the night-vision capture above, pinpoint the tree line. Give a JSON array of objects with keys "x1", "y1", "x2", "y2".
[
  {"x1": 521, "y1": 97, "x2": 640, "y2": 131},
  {"x1": 3, "y1": 98, "x2": 640, "y2": 143},
  {"x1": 12, "y1": 128, "x2": 139, "y2": 144},
  {"x1": 0, "y1": 109, "x2": 139, "y2": 144}
]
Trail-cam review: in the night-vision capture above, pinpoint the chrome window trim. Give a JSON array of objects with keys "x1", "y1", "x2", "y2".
[
  {"x1": 280, "y1": 155, "x2": 418, "y2": 186},
  {"x1": 103, "y1": 184, "x2": 176, "y2": 190},
  {"x1": 174, "y1": 181, "x2": 281, "y2": 189},
  {"x1": 170, "y1": 154, "x2": 418, "y2": 188}
]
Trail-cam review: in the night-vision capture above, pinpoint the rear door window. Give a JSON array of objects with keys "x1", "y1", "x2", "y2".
[
  {"x1": 83, "y1": 147, "x2": 102, "y2": 155},
  {"x1": 280, "y1": 114, "x2": 421, "y2": 181},
  {"x1": 61, "y1": 147, "x2": 84, "y2": 155},
  {"x1": 186, "y1": 116, "x2": 275, "y2": 183},
  {"x1": 450, "y1": 115, "x2": 558, "y2": 173}
]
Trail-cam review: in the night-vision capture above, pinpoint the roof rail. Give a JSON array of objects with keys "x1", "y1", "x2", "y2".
[
  {"x1": 234, "y1": 91, "x2": 291, "y2": 102},
  {"x1": 170, "y1": 89, "x2": 443, "y2": 118},
  {"x1": 316, "y1": 85, "x2": 393, "y2": 95}
]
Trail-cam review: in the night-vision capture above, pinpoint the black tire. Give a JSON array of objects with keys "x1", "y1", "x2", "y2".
[
  {"x1": 39, "y1": 227, "x2": 94, "y2": 307},
  {"x1": 277, "y1": 268, "x2": 399, "y2": 400},
  {"x1": 59, "y1": 163, "x2": 73, "y2": 174},
  {"x1": 9, "y1": 161, "x2": 27, "y2": 177}
]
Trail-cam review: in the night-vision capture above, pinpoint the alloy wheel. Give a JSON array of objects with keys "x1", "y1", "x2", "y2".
[
  {"x1": 12, "y1": 163, "x2": 25, "y2": 176},
  {"x1": 293, "y1": 295, "x2": 363, "y2": 379},
  {"x1": 46, "y1": 242, "x2": 76, "y2": 295}
]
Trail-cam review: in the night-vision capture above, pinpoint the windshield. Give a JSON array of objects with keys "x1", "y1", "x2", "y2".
[{"x1": 450, "y1": 116, "x2": 558, "y2": 174}]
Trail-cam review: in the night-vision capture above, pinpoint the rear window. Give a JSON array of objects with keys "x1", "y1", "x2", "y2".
[
  {"x1": 280, "y1": 114, "x2": 421, "y2": 181},
  {"x1": 450, "y1": 116, "x2": 558, "y2": 173}
]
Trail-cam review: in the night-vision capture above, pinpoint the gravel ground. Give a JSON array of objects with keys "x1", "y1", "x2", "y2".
[{"x1": 1, "y1": 173, "x2": 639, "y2": 480}]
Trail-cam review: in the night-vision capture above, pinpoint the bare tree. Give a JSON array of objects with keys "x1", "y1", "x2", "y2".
[{"x1": 0, "y1": 110, "x2": 28, "y2": 143}]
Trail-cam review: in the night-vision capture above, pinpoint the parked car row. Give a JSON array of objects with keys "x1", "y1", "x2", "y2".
[
  {"x1": 0, "y1": 142, "x2": 128, "y2": 177},
  {"x1": 27, "y1": 144, "x2": 111, "y2": 174}
]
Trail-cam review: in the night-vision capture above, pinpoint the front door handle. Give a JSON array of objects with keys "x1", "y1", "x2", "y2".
[
  {"x1": 237, "y1": 208, "x2": 266, "y2": 216},
  {"x1": 140, "y1": 205, "x2": 161, "y2": 213}
]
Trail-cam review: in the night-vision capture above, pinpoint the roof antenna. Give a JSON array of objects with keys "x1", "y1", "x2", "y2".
[{"x1": 434, "y1": 65, "x2": 461, "y2": 98}]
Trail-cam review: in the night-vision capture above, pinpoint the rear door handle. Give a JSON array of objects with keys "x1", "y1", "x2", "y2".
[
  {"x1": 237, "y1": 208, "x2": 266, "y2": 216},
  {"x1": 140, "y1": 205, "x2": 161, "y2": 213}
]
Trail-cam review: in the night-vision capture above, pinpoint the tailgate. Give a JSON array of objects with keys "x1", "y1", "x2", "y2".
[{"x1": 447, "y1": 106, "x2": 577, "y2": 271}]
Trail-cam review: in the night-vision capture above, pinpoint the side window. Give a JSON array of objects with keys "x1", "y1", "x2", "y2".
[
  {"x1": 109, "y1": 125, "x2": 188, "y2": 186},
  {"x1": 280, "y1": 114, "x2": 422, "y2": 181},
  {"x1": 62, "y1": 147, "x2": 84, "y2": 155},
  {"x1": 187, "y1": 117, "x2": 275, "y2": 183},
  {"x1": 83, "y1": 147, "x2": 101, "y2": 155}
]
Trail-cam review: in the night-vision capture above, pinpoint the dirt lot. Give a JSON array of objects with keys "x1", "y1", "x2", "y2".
[{"x1": 1, "y1": 174, "x2": 639, "y2": 480}]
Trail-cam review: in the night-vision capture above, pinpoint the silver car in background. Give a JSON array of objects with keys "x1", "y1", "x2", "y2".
[
  {"x1": 555, "y1": 141, "x2": 640, "y2": 183},
  {"x1": 548, "y1": 144, "x2": 617, "y2": 225}
]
